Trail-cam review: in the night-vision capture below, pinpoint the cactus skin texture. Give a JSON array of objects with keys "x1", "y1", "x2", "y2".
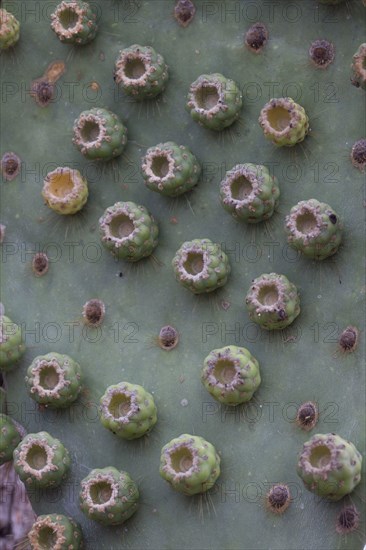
[
  {"x1": 201, "y1": 346, "x2": 261, "y2": 405},
  {"x1": 79, "y1": 467, "x2": 139, "y2": 525},
  {"x1": 25, "y1": 353, "x2": 83, "y2": 409},
  {"x1": 99, "y1": 201, "x2": 159, "y2": 262},
  {"x1": 186, "y1": 73, "x2": 243, "y2": 131},
  {"x1": 285, "y1": 199, "x2": 343, "y2": 260},
  {"x1": 220, "y1": 164, "x2": 280, "y2": 223},
  {"x1": 258, "y1": 97, "x2": 309, "y2": 146},
  {"x1": 13, "y1": 432, "x2": 70, "y2": 489},
  {"x1": 297, "y1": 433, "x2": 362, "y2": 501},
  {"x1": 318, "y1": 0, "x2": 346, "y2": 3},
  {"x1": 141, "y1": 142, "x2": 201, "y2": 197},
  {"x1": 0, "y1": 414, "x2": 22, "y2": 465},
  {"x1": 42, "y1": 167, "x2": 88, "y2": 215},
  {"x1": 245, "y1": 273, "x2": 300, "y2": 330},
  {"x1": 0, "y1": 9, "x2": 20, "y2": 50},
  {"x1": 51, "y1": 1, "x2": 98, "y2": 45},
  {"x1": 160, "y1": 434, "x2": 220, "y2": 496},
  {"x1": 100, "y1": 382, "x2": 157, "y2": 440},
  {"x1": 73, "y1": 108, "x2": 127, "y2": 161},
  {"x1": 172, "y1": 239, "x2": 231, "y2": 294},
  {"x1": 0, "y1": 316, "x2": 26, "y2": 371},
  {"x1": 114, "y1": 44, "x2": 169, "y2": 100},
  {"x1": 351, "y1": 44, "x2": 366, "y2": 90},
  {"x1": 28, "y1": 514, "x2": 83, "y2": 550}
]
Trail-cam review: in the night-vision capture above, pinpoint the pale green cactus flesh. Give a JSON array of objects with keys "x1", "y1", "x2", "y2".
[{"x1": 2, "y1": 1, "x2": 365, "y2": 549}]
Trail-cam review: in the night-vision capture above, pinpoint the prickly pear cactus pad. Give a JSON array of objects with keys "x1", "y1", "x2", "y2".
[{"x1": 1, "y1": 1, "x2": 365, "y2": 549}]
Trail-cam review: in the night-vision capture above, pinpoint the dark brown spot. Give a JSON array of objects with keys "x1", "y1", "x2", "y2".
[
  {"x1": 82, "y1": 299, "x2": 105, "y2": 327},
  {"x1": 158, "y1": 325, "x2": 179, "y2": 351},
  {"x1": 174, "y1": 0, "x2": 196, "y2": 27},
  {"x1": 32, "y1": 253, "x2": 49, "y2": 277},
  {"x1": 266, "y1": 484, "x2": 290, "y2": 514},
  {"x1": 1, "y1": 152, "x2": 21, "y2": 181},
  {"x1": 336, "y1": 505, "x2": 360, "y2": 534},
  {"x1": 30, "y1": 79, "x2": 55, "y2": 107},
  {"x1": 351, "y1": 139, "x2": 366, "y2": 172},
  {"x1": 244, "y1": 22, "x2": 268, "y2": 53},
  {"x1": 309, "y1": 39, "x2": 335, "y2": 69},
  {"x1": 296, "y1": 401, "x2": 319, "y2": 431},
  {"x1": 339, "y1": 326, "x2": 358, "y2": 353},
  {"x1": 329, "y1": 214, "x2": 337, "y2": 224}
]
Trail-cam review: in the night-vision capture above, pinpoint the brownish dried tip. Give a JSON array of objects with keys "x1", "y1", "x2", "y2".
[
  {"x1": 1, "y1": 152, "x2": 21, "y2": 181},
  {"x1": 309, "y1": 39, "x2": 335, "y2": 69},
  {"x1": 296, "y1": 401, "x2": 319, "y2": 431},
  {"x1": 351, "y1": 139, "x2": 366, "y2": 172},
  {"x1": 30, "y1": 79, "x2": 55, "y2": 107},
  {"x1": 336, "y1": 505, "x2": 360, "y2": 534},
  {"x1": 158, "y1": 325, "x2": 179, "y2": 351},
  {"x1": 82, "y1": 299, "x2": 105, "y2": 327},
  {"x1": 338, "y1": 326, "x2": 359, "y2": 354},
  {"x1": 245, "y1": 22, "x2": 268, "y2": 53},
  {"x1": 32, "y1": 253, "x2": 49, "y2": 277},
  {"x1": 174, "y1": 0, "x2": 196, "y2": 27},
  {"x1": 265, "y1": 484, "x2": 291, "y2": 515}
]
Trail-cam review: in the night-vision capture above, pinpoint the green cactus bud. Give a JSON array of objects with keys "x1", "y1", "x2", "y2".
[
  {"x1": 0, "y1": 315, "x2": 26, "y2": 372},
  {"x1": 201, "y1": 345, "x2": 261, "y2": 405},
  {"x1": 25, "y1": 353, "x2": 83, "y2": 409},
  {"x1": 0, "y1": 414, "x2": 22, "y2": 465},
  {"x1": 99, "y1": 201, "x2": 159, "y2": 262},
  {"x1": 159, "y1": 434, "x2": 221, "y2": 495},
  {"x1": 73, "y1": 108, "x2": 128, "y2": 161},
  {"x1": 351, "y1": 43, "x2": 366, "y2": 90},
  {"x1": 141, "y1": 142, "x2": 201, "y2": 197},
  {"x1": 297, "y1": 433, "x2": 362, "y2": 501},
  {"x1": 285, "y1": 199, "x2": 343, "y2": 260},
  {"x1": 0, "y1": 9, "x2": 20, "y2": 50},
  {"x1": 51, "y1": 1, "x2": 98, "y2": 45},
  {"x1": 13, "y1": 432, "x2": 70, "y2": 488},
  {"x1": 28, "y1": 514, "x2": 83, "y2": 550},
  {"x1": 114, "y1": 44, "x2": 169, "y2": 100},
  {"x1": 219, "y1": 163, "x2": 280, "y2": 223},
  {"x1": 79, "y1": 467, "x2": 139, "y2": 525},
  {"x1": 186, "y1": 73, "x2": 242, "y2": 131},
  {"x1": 258, "y1": 97, "x2": 309, "y2": 146},
  {"x1": 245, "y1": 273, "x2": 300, "y2": 330},
  {"x1": 100, "y1": 382, "x2": 157, "y2": 440},
  {"x1": 172, "y1": 239, "x2": 230, "y2": 294},
  {"x1": 42, "y1": 167, "x2": 88, "y2": 215}
]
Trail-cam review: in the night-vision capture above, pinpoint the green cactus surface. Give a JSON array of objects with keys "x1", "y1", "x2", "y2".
[
  {"x1": 100, "y1": 381, "x2": 157, "y2": 439},
  {"x1": 51, "y1": 0, "x2": 98, "y2": 46},
  {"x1": 79, "y1": 466, "x2": 139, "y2": 525},
  {"x1": 2, "y1": 1, "x2": 365, "y2": 549},
  {"x1": 25, "y1": 352, "x2": 83, "y2": 408},
  {"x1": 142, "y1": 141, "x2": 201, "y2": 197},
  {"x1": 114, "y1": 44, "x2": 169, "y2": 100},
  {"x1": 219, "y1": 163, "x2": 280, "y2": 223},
  {"x1": 0, "y1": 8, "x2": 20, "y2": 50},
  {"x1": 201, "y1": 345, "x2": 261, "y2": 405},
  {"x1": 159, "y1": 434, "x2": 221, "y2": 495},
  {"x1": 13, "y1": 431, "x2": 71, "y2": 488},
  {"x1": 297, "y1": 433, "x2": 362, "y2": 501},
  {"x1": 0, "y1": 413, "x2": 22, "y2": 464},
  {"x1": 28, "y1": 514, "x2": 83, "y2": 550},
  {"x1": 0, "y1": 315, "x2": 26, "y2": 371}
]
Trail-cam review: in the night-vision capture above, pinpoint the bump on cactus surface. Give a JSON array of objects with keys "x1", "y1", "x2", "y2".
[
  {"x1": 309, "y1": 39, "x2": 335, "y2": 69},
  {"x1": 28, "y1": 514, "x2": 83, "y2": 549},
  {"x1": 219, "y1": 163, "x2": 280, "y2": 223},
  {"x1": 114, "y1": 44, "x2": 169, "y2": 100},
  {"x1": 0, "y1": 413, "x2": 22, "y2": 465},
  {"x1": 201, "y1": 345, "x2": 261, "y2": 405},
  {"x1": 186, "y1": 73, "x2": 242, "y2": 131},
  {"x1": 172, "y1": 239, "x2": 231, "y2": 294},
  {"x1": 13, "y1": 431, "x2": 71, "y2": 489},
  {"x1": 51, "y1": 0, "x2": 98, "y2": 45},
  {"x1": 42, "y1": 167, "x2": 88, "y2": 215},
  {"x1": 265, "y1": 484, "x2": 291, "y2": 515},
  {"x1": 285, "y1": 199, "x2": 343, "y2": 260},
  {"x1": 142, "y1": 142, "x2": 201, "y2": 197},
  {"x1": 351, "y1": 44, "x2": 366, "y2": 90},
  {"x1": 297, "y1": 433, "x2": 362, "y2": 501},
  {"x1": 0, "y1": 8, "x2": 20, "y2": 50},
  {"x1": 25, "y1": 352, "x2": 83, "y2": 408},
  {"x1": 99, "y1": 201, "x2": 159, "y2": 262},
  {"x1": 0, "y1": 315, "x2": 26, "y2": 371},
  {"x1": 258, "y1": 97, "x2": 309, "y2": 146},
  {"x1": 100, "y1": 382, "x2": 157, "y2": 439},
  {"x1": 73, "y1": 108, "x2": 128, "y2": 161},
  {"x1": 245, "y1": 273, "x2": 300, "y2": 330},
  {"x1": 159, "y1": 434, "x2": 221, "y2": 495},
  {"x1": 79, "y1": 467, "x2": 139, "y2": 525}
]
